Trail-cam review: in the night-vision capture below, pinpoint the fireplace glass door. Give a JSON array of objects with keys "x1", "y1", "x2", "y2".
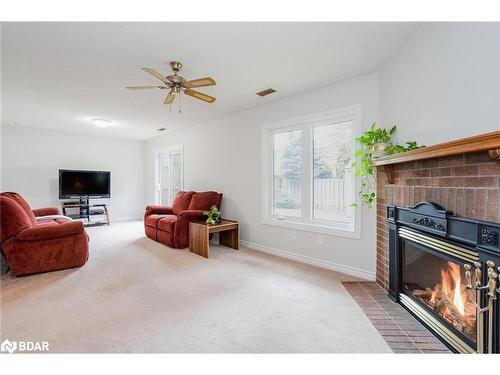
[{"x1": 403, "y1": 241, "x2": 477, "y2": 343}]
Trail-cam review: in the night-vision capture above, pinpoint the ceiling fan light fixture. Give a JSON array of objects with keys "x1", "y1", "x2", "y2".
[
  {"x1": 169, "y1": 86, "x2": 181, "y2": 95},
  {"x1": 170, "y1": 61, "x2": 182, "y2": 73}
]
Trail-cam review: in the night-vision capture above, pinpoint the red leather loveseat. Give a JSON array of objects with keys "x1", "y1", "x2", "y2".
[
  {"x1": 144, "y1": 191, "x2": 222, "y2": 248},
  {"x1": 0, "y1": 192, "x2": 89, "y2": 276}
]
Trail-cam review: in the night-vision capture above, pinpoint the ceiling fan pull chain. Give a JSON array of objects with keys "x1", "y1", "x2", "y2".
[{"x1": 179, "y1": 93, "x2": 182, "y2": 113}]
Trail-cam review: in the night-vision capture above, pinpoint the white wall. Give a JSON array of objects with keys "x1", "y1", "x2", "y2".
[
  {"x1": 145, "y1": 73, "x2": 379, "y2": 279},
  {"x1": 1, "y1": 125, "x2": 145, "y2": 221},
  {"x1": 380, "y1": 23, "x2": 500, "y2": 145}
]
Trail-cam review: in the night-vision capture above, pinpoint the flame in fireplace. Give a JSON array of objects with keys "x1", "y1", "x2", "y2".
[
  {"x1": 448, "y1": 262, "x2": 465, "y2": 315},
  {"x1": 436, "y1": 262, "x2": 466, "y2": 315},
  {"x1": 411, "y1": 260, "x2": 476, "y2": 340}
]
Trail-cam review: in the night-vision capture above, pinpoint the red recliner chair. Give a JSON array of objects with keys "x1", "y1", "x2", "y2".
[
  {"x1": 0, "y1": 192, "x2": 89, "y2": 276},
  {"x1": 144, "y1": 191, "x2": 223, "y2": 248}
]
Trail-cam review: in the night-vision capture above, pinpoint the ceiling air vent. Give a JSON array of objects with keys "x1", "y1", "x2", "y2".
[{"x1": 256, "y1": 88, "x2": 277, "y2": 97}]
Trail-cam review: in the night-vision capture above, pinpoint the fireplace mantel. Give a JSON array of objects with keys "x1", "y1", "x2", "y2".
[{"x1": 374, "y1": 130, "x2": 500, "y2": 184}]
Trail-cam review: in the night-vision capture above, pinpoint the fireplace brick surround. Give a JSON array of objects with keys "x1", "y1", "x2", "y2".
[{"x1": 375, "y1": 143, "x2": 500, "y2": 290}]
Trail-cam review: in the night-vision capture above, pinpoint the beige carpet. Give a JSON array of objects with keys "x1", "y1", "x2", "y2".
[{"x1": 0, "y1": 221, "x2": 391, "y2": 353}]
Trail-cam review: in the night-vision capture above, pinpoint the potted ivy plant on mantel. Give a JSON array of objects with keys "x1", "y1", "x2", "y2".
[{"x1": 352, "y1": 123, "x2": 423, "y2": 208}]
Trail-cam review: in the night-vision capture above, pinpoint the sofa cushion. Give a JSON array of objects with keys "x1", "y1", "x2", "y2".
[
  {"x1": 145, "y1": 214, "x2": 170, "y2": 228},
  {"x1": 157, "y1": 229, "x2": 175, "y2": 248},
  {"x1": 157, "y1": 215, "x2": 177, "y2": 233},
  {"x1": 0, "y1": 196, "x2": 34, "y2": 242},
  {"x1": 35, "y1": 221, "x2": 59, "y2": 227},
  {"x1": 4, "y1": 230, "x2": 89, "y2": 276},
  {"x1": 145, "y1": 225, "x2": 158, "y2": 241},
  {"x1": 17, "y1": 221, "x2": 84, "y2": 241},
  {"x1": 171, "y1": 191, "x2": 194, "y2": 215},
  {"x1": 188, "y1": 191, "x2": 223, "y2": 211},
  {"x1": 1, "y1": 192, "x2": 37, "y2": 226},
  {"x1": 145, "y1": 205, "x2": 173, "y2": 216},
  {"x1": 35, "y1": 219, "x2": 70, "y2": 226},
  {"x1": 36, "y1": 216, "x2": 72, "y2": 225},
  {"x1": 32, "y1": 207, "x2": 61, "y2": 217}
]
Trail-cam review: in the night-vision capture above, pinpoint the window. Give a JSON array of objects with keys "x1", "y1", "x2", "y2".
[
  {"x1": 273, "y1": 129, "x2": 302, "y2": 218},
  {"x1": 262, "y1": 106, "x2": 360, "y2": 238}
]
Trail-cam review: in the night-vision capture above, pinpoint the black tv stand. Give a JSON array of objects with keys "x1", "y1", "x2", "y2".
[{"x1": 61, "y1": 196, "x2": 110, "y2": 227}]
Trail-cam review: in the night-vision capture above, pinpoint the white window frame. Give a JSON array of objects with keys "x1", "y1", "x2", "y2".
[
  {"x1": 261, "y1": 106, "x2": 361, "y2": 239},
  {"x1": 154, "y1": 144, "x2": 184, "y2": 205}
]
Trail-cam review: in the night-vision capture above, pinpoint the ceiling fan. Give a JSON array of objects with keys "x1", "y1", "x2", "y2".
[{"x1": 126, "y1": 61, "x2": 216, "y2": 106}]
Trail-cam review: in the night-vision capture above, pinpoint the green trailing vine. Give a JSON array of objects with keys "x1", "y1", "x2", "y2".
[{"x1": 352, "y1": 123, "x2": 423, "y2": 208}]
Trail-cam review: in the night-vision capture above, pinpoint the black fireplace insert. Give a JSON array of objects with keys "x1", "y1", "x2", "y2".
[{"x1": 387, "y1": 202, "x2": 500, "y2": 353}]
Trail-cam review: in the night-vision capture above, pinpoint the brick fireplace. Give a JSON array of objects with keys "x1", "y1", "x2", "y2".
[
  {"x1": 373, "y1": 130, "x2": 500, "y2": 353},
  {"x1": 376, "y1": 145, "x2": 500, "y2": 290}
]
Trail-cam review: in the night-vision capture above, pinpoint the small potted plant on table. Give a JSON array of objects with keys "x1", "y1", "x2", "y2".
[{"x1": 203, "y1": 205, "x2": 221, "y2": 226}]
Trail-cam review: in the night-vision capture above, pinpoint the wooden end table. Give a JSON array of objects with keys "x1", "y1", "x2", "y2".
[{"x1": 189, "y1": 219, "x2": 239, "y2": 258}]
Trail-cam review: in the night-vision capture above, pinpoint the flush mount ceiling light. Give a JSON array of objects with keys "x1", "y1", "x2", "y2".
[{"x1": 91, "y1": 118, "x2": 112, "y2": 128}]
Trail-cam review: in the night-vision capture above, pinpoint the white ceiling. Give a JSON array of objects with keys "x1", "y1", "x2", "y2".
[{"x1": 1, "y1": 22, "x2": 420, "y2": 140}]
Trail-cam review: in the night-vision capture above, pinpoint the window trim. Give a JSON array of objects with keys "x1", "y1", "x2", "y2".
[{"x1": 261, "y1": 106, "x2": 362, "y2": 239}]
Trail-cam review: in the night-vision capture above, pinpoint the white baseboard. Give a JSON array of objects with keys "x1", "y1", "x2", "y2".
[{"x1": 240, "y1": 240, "x2": 375, "y2": 281}]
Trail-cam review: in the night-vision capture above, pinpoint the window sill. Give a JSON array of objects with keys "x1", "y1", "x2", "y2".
[{"x1": 261, "y1": 218, "x2": 361, "y2": 240}]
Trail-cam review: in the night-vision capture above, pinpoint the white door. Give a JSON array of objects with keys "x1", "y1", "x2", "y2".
[{"x1": 156, "y1": 145, "x2": 183, "y2": 205}]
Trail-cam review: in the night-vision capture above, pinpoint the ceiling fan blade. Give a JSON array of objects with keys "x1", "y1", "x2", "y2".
[
  {"x1": 164, "y1": 94, "x2": 176, "y2": 105},
  {"x1": 142, "y1": 68, "x2": 170, "y2": 84},
  {"x1": 184, "y1": 77, "x2": 216, "y2": 88},
  {"x1": 126, "y1": 85, "x2": 164, "y2": 90},
  {"x1": 184, "y1": 89, "x2": 216, "y2": 103}
]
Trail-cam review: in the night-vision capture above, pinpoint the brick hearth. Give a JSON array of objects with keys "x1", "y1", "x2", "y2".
[
  {"x1": 343, "y1": 281, "x2": 451, "y2": 353},
  {"x1": 376, "y1": 151, "x2": 500, "y2": 289}
]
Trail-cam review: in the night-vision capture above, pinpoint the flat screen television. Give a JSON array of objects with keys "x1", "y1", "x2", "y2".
[{"x1": 59, "y1": 170, "x2": 111, "y2": 198}]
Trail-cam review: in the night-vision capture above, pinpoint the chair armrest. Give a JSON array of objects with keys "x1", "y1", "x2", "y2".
[
  {"x1": 33, "y1": 207, "x2": 61, "y2": 217},
  {"x1": 145, "y1": 205, "x2": 174, "y2": 216},
  {"x1": 17, "y1": 221, "x2": 85, "y2": 241},
  {"x1": 177, "y1": 210, "x2": 205, "y2": 221}
]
